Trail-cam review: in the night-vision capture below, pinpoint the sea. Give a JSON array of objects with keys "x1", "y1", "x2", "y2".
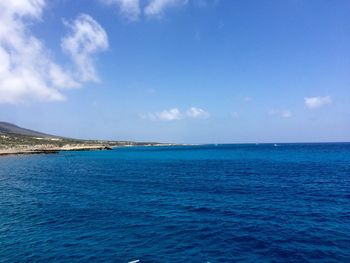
[{"x1": 0, "y1": 143, "x2": 349, "y2": 262}]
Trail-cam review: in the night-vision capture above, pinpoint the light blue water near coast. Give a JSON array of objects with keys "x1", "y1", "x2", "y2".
[{"x1": 0, "y1": 144, "x2": 350, "y2": 262}]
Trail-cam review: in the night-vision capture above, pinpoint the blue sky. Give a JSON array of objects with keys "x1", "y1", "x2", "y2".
[{"x1": 0, "y1": 0, "x2": 349, "y2": 143}]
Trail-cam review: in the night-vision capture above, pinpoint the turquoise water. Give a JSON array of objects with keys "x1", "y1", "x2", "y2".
[{"x1": 0, "y1": 144, "x2": 350, "y2": 262}]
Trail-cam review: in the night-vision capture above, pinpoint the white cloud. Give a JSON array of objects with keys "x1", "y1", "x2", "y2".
[
  {"x1": 0, "y1": 0, "x2": 72, "y2": 103},
  {"x1": 269, "y1": 109, "x2": 292, "y2": 118},
  {"x1": 186, "y1": 107, "x2": 209, "y2": 119},
  {"x1": 49, "y1": 63, "x2": 79, "y2": 89},
  {"x1": 142, "y1": 106, "x2": 210, "y2": 121},
  {"x1": 62, "y1": 14, "x2": 109, "y2": 83},
  {"x1": 157, "y1": 108, "x2": 182, "y2": 120},
  {"x1": 101, "y1": 0, "x2": 140, "y2": 21},
  {"x1": 101, "y1": 0, "x2": 214, "y2": 21},
  {"x1": 142, "y1": 108, "x2": 182, "y2": 121},
  {"x1": 0, "y1": 1, "x2": 108, "y2": 104},
  {"x1": 1, "y1": 0, "x2": 45, "y2": 18},
  {"x1": 304, "y1": 96, "x2": 332, "y2": 109},
  {"x1": 144, "y1": 0, "x2": 188, "y2": 17}
]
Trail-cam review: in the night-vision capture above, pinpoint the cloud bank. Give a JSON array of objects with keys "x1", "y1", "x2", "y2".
[
  {"x1": 304, "y1": 96, "x2": 332, "y2": 109},
  {"x1": 0, "y1": 0, "x2": 108, "y2": 104}
]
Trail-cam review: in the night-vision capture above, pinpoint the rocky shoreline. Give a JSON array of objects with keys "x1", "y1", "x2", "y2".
[{"x1": 0, "y1": 145, "x2": 112, "y2": 156}]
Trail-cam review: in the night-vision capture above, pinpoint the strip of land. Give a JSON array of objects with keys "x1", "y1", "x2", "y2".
[
  {"x1": 0, "y1": 135, "x2": 170, "y2": 156},
  {"x1": 0, "y1": 122, "x2": 172, "y2": 156},
  {"x1": 0, "y1": 144, "x2": 113, "y2": 156}
]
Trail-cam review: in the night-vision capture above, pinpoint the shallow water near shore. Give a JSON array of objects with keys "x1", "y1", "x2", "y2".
[{"x1": 1, "y1": 143, "x2": 350, "y2": 262}]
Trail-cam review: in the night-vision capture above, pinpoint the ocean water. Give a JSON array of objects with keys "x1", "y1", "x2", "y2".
[{"x1": 0, "y1": 144, "x2": 350, "y2": 262}]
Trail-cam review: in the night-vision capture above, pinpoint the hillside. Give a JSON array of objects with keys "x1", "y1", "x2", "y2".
[{"x1": 0, "y1": 122, "x2": 54, "y2": 137}]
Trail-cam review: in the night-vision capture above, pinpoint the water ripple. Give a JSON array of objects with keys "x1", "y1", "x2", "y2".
[{"x1": 0, "y1": 143, "x2": 350, "y2": 262}]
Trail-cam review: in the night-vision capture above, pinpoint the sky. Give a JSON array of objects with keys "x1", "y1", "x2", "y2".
[{"x1": 0, "y1": 0, "x2": 349, "y2": 143}]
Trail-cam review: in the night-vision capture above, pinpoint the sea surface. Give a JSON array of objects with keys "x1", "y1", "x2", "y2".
[{"x1": 0, "y1": 144, "x2": 350, "y2": 262}]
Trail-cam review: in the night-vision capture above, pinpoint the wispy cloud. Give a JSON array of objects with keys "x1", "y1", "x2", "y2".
[
  {"x1": 101, "y1": 0, "x2": 211, "y2": 21},
  {"x1": 101, "y1": 0, "x2": 141, "y2": 21},
  {"x1": 269, "y1": 109, "x2": 292, "y2": 118},
  {"x1": 144, "y1": 0, "x2": 188, "y2": 17},
  {"x1": 0, "y1": 1, "x2": 108, "y2": 104},
  {"x1": 146, "y1": 88, "x2": 156, "y2": 94},
  {"x1": 243, "y1": 96, "x2": 253, "y2": 102},
  {"x1": 231, "y1": 111, "x2": 239, "y2": 119},
  {"x1": 304, "y1": 96, "x2": 332, "y2": 109},
  {"x1": 62, "y1": 14, "x2": 109, "y2": 83},
  {"x1": 186, "y1": 107, "x2": 209, "y2": 119},
  {"x1": 142, "y1": 107, "x2": 209, "y2": 121},
  {"x1": 142, "y1": 108, "x2": 182, "y2": 121}
]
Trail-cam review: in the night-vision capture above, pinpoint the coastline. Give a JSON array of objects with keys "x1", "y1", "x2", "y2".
[
  {"x1": 0, "y1": 143, "x2": 193, "y2": 156},
  {"x1": 0, "y1": 145, "x2": 112, "y2": 157}
]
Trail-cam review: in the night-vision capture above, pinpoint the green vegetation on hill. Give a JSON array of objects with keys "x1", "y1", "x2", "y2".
[{"x1": 0, "y1": 133, "x2": 86, "y2": 149}]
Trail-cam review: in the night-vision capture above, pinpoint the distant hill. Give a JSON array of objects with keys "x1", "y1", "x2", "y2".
[{"x1": 0, "y1": 122, "x2": 54, "y2": 138}]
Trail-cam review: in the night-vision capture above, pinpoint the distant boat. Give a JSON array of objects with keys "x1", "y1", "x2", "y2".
[{"x1": 274, "y1": 144, "x2": 278, "y2": 147}]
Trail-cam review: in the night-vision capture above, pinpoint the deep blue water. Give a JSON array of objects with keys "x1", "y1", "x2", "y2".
[{"x1": 0, "y1": 143, "x2": 350, "y2": 262}]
